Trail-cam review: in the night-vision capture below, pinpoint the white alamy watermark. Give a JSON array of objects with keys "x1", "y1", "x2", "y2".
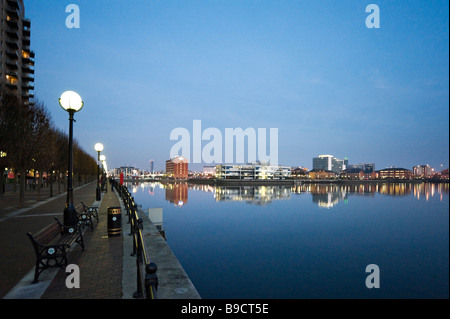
[
  {"x1": 365, "y1": 4, "x2": 380, "y2": 29},
  {"x1": 365, "y1": 264, "x2": 380, "y2": 288},
  {"x1": 65, "y1": 264, "x2": 80, "y2": 289},
  {"x1": 170, "y1": 120, "x2": 279, "y2": 165},
  {"x1": 65, "y1": 4, "x2": 80, "y2": 29}
]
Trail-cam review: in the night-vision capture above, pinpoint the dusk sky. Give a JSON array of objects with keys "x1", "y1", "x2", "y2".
[{"x1": 25, "y1": 0, "x2": 449, "y2": 172}]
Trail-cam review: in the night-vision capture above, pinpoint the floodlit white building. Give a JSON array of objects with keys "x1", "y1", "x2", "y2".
[{"x1": 216, "y1": 161, "x2": 291, "y2": 180}]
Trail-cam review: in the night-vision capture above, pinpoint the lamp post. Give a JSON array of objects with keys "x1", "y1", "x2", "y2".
[
  {"x1": 59, "y1": 91, "x2": 84, "y2": 226},
  {"x1": 100, "y1": 155, "x2": 107, "y2": 193},
  {"x1": 95, "y1": 143, "x2": 103, "y2": 200}
]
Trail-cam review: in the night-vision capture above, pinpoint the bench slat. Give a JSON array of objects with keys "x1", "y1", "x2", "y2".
[{"x1": 33, "y1": 222, "x2": 61, "y2": 245}]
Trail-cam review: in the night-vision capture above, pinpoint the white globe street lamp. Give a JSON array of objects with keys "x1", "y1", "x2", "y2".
[{"x1": 59, "y1": 91, "x2": 84, "y2": 226}]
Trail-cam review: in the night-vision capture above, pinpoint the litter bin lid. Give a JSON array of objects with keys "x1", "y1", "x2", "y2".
[{"x1": 107, "y1": 207, "x2": 121, "y2": 213}]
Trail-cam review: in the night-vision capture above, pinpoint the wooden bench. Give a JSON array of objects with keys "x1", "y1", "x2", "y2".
[
  {"x1": 27, "y1": 218, "x2": 84, "y2": 283},
  {"x1": 75, "y1": 203, "x2": 95, "y2": 231},
  {"x1": 80, "y1": 201, "x2": 99, "y2": 223}
]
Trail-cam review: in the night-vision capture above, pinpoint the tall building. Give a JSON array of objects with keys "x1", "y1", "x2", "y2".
[
  {"x1": 149, "y1": 159, "x2": 154, "y2": 174},
  {"x1": 0, "y1": 0, "x2": 35, "y2": 104},
  {"x1": 412, "y1": 164, "x2": 433, "y2": 178},
  {"x1": 312, "y1": 155, "x2": 347, "y2": 173},
  {"x1": 313, "y1": 155, "x2": 333, "y2": 171},
  {"x1": 166, "y1": 156, "x2": 188, "y2": 179}
]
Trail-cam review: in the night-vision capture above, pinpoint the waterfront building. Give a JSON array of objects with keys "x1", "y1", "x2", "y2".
[
  {"x1": 412, "y1": 164, "x2": 434, "y2": 178},
  {"x1": 364, "y1": 170, "x2": 379, "y2": 180},
  {"x1": 291, "y1": 166, "x2": 308, "y2": 178},
  {"x1": 216, "y1": 161, "x2": 291, "y2": 180},
  {"x1": 0, "y1": 0, "x2": 34, "y2": 104},
  {"x1": 378, "y1": 167, "x2": 412, "y2": 179},
  {"x1": 165, "y1": 156, "x2": 188, "y2": 179},
  {"x1": 308, "y1": 169, "x2": 337, "y2": 180},
  {"x1": 347, "y1": 163, "x2": 375, "y2": 173},
  {"x1": 149, "y1": 160, "x2": 154, "y2": 174},
  {"x1": 340, "y1": 168, "x2": 365, "y2": 180},
  {"x1": 313, "y1": 155, "x2": 333, "y2": 171},
  {"x1": 312, "y1": 155, "x2": 348, "y2": 173},
  {"x1": 117, "y1": 166, "x2": 140, "y2": 177}
]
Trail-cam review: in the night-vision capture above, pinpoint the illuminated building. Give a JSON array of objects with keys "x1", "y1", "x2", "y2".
[
  {"x1": 165, "y1": 156, "x2": 188, "y2": 179},
  {"x1": 308, "y1": 169, "x2": 336, "y2": 179},
  {"x1": 347, "y1": 163, "x2": 375, "y2": 173},
  {"x1": 340, "y1": 168, "x2": 365, "y2": 180},
  {"x1": 378, "y1": 168, "x2": 412, "y2": 179},
  {"x1": 312, "y1": 155, "x2": 348, "y2": 173},
  {"x1": 0, "y1": 0, "x2": 34, "y2": 103},
  {"x1": 215, "y1": 162, "x2": 291, "y2": 180},
  {"x1": 412, "y1": 164, "x2": 433, "y2": 178}
]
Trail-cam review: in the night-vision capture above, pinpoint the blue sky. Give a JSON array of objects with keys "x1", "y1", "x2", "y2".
[{"x1": 25, "y1": 0, "x2": 449, "y2": 172}]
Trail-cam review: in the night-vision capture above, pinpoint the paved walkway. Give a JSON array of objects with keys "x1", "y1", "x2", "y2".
[
  {"x1": 1, "y1": 180, "x2": 201, "y2": 299},
  {"x1": 0, "y1": 181, "x2": 123, "y2": 299}
]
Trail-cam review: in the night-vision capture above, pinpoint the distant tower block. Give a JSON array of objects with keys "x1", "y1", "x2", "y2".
[{"x1": 149, "y1": 159, "x2": 154, "y2": 174}]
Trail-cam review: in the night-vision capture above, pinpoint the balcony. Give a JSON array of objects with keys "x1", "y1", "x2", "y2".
[
  {"x1": 5, "y1": 75, "x2": 19, "y2": 90},
  {"x1": 23, "y1": 38, "x2": 31, "y2": 47},
  {"x1": 5, "y1": 83, "x2": 19, "y2": 91},
  {"x1": 6, "y1": 72, "x2": 19, "y2": 80},
  {"x1": 22, "y1": 65, "x2": 35, "y2": 74},
  {"x1": 6, "y1": 17, "x2": 19, "y2": 30},
  {"x1": 6, "y1": 7, "x2": 19, "y2": 19},
  {"x1": 6, "y1": 50, "x2": 19, "y2": 60},
  {"x1": 5, "y1": 60, "x2": 19, "y2": 70},
  {"x1": 6, "y1": 40, "x2": 19, "y2": 50},
  {"x1": 6, "y1": 29, "x2": 19, "y2": 40},
  {"x1": 22, "y1": 84, "x2": 34, "y2": 92},
  {"x1": 22, "y1": 57, "x2": 35, "y2": 66},
  {"x1": 7, "y1": 0, "x2": 20, "y2": 9},
  {"x1": 22, "y1": 75, "x2": 34, "y2": 82},
  {"x1": 23, "y1": 19, "x2": 31, "y2": 28}
]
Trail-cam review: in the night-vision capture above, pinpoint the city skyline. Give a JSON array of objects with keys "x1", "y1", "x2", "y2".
[{"x1": 24, "y1": 0, "x2": 449, "y2": 172}]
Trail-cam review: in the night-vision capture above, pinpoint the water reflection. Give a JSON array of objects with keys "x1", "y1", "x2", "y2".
[
  {"x1": 133, "y1": 181, "x2": 449, "y2": 209},
  {"x1": 128, "y1": 180, "x2": 449, "y2": 298},
  {"x1": 165, "y1": 183, "x2": 188, "y2": 207},
  {"x1": 214, "y1": 185, "x2": 291, "y2": 205}
]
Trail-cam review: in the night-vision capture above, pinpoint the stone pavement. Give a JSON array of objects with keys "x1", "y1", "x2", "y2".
[
  {"x1": 1, "y1": 180, "x2": 201, "y2": 299},
  {"x1": 41, "y1": 187, "x2": 122, "y2": 299},
  {"x1": 0, "y1": 181, "x2": 124, "y2": 299}
]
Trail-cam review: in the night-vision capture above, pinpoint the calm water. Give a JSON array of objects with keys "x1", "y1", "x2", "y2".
[{"x1": 128, "y1": 181, "x2": 449, "y2": 299}]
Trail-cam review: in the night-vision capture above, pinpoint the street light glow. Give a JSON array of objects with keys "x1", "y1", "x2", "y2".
[
  {"x1": 59, "y1": 91, "x2": 84, "y2": 112},
  {"x1": 95, "y1": 143, "x2": 104, "y2": 152}
]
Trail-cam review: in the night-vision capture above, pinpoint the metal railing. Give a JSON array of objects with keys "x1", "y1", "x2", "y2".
[{"x1": 111, "y1": 179, "x2": 158, "y2": 299}]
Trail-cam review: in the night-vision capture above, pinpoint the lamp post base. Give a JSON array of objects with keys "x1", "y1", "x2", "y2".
[
  {"x1": 64, "y1": 204, "x2": 78, "y2": 227},
  {"x1": 96, "y1": 187, "x2": 101, "y2": 201}
]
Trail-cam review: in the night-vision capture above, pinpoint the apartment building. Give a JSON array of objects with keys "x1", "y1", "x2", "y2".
[
  {"x1": 0, "y1": 0, "x2": 34, "y2": 103},
  {"x1": 166, "y1": 156, "x2": 189, "y2": 179}
]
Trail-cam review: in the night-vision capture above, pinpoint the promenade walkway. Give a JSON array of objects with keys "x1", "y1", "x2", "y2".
[
  {"x1": 0, "y1": 181, "x2": 122, "y2": 298},
  {"x1": 1, "y1": 180, "x2": 200, "y2": 299}
]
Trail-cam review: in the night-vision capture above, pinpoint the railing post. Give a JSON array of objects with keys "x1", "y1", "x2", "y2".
[
  {"x1": 145, "y1": 262, "x2": 158, "y2": 299},
  {"x1": 133, "y1": 218, "x2": 144, "y2": 299},
  {"x1": 130, "y1": 206, "x2": 138, "y2": 256}
]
